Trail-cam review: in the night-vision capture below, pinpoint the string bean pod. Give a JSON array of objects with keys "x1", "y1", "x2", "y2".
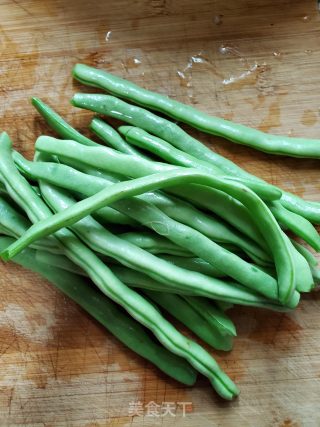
[
  {"x1": 38, "y1": 181, "x2": 277, "y2": 301},
  {"x1": 0, "y1": 131, "x2": 240, "y2": 400},
  {"x1": 72, "y1": 64, "x2": 320, "y2": 159},
  {"x1": 119, "y1": 125, "x2": 320, "y2": 251},
  {"x1": 15, "y1": 154, "x2": 271, "y2": 266},
  {"x1": 71, "y1": 85, "x2": 320, "y2": 224}
]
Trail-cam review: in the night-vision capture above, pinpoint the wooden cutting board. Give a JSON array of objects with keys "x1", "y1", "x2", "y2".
[{"x1": 0, "y1": 0, "x2": 320, "y2": 425}]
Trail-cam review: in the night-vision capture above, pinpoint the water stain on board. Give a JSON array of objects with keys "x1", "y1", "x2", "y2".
[
  {"x1": 279, "y1": 418, "x2": 300, "y2": 427},
  {"x1": 222, "y1": 63, "x2": 270, "y2": 92},
  {"x1": 123, "y1": 57, "x2": 141, "y2": 71},
  {"x1": 258, "y1": 92, "x2": 288, "y2": 132},
  {"x1": 258, "y1": 99, "x2": 281, "y2": 132},
  {"x1": 300, "y1": 109, "x2": 318, "y2": 126}
]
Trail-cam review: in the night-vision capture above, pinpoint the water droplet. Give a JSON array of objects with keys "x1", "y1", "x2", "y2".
[
  {"x1": 213, "y1": 14, "x2": 223, "y2": 25},
  {"x1": 302, "y1": 15, "x2": 310, "y2": 21},
  {"x1": 304, "y1": 49, "x2": 313, "y2": 55},
  {"x1": 191, "y1": 55, "x2": 206, "y2": 64},
  {"x1": 273, "y1": 50, "x2": 281, "y2": 58},
  {"x1": 222, "y1": 63, "x2": 258, "y2": 86},
  {"x1": 122, "y1": 56, "x2": 142, "y2": 72},
  {"x1": 177, "y1": 70, "x2": 192, "y2": 87},
  {"x1": 105, "y1": 31, "x2": 112, "y2": 42},
  {"x1": 219, "y1": 45, "x2": 229, "y2": 55},
  {"x1": 218, "y1": 44, "x2": 241, "y2": 57}
]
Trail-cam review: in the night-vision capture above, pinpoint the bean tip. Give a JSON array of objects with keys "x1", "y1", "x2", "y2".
[{"x1": 0, "y1": 249, "x2": 10, "y2": 261}]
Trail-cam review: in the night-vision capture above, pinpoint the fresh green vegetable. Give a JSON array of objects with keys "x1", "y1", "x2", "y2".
[
  {"x1": 14, "y1": 153, "x2": 271, "y2": 267},
  {"x1": 91, "y1": 116, "x2": 148, "y2": 158},
  {"x1": 72, "y1": 64, "x2": 320, "y2": 159},
  {"x1": 70, "y1": 70, "x2": 320, "y2": 223},
  {"x1": 0, "y1": 235, "x2": 197, "y2": 385},
  {"x1": 118, "y1": 125, "x2": 320, "y2": 251},
  {"x1": 0, "y1": 131, "x2": 240, "y2": 400},
  {"x1": 6, "y1": 136, "x2": 301, "y2": 305}
]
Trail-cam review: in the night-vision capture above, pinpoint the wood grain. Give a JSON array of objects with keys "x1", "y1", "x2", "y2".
[{"x1": 0, "y1": 0, "x2": 320, "y2": 425}]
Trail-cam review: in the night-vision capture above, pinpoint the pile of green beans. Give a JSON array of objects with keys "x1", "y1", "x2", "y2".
[{"x1": 0, "y1": 64, "x2": 319, "y2": 401}]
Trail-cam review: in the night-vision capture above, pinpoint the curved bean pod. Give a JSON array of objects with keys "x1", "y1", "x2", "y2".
[
  {"x1": 34, "y1": 135, "x2": 265, "y2": 245},
  {"x1": 181, "y1": 296, "x2": 236, "y2": 337},
  {"x1": 269, "y1": 201, "x2": 320, "y2": 251},
  {"x1": 91, "y1": 117, "x2": 148, "y2": 158},
  {"x1": 119, "y1": 125, "x2": 281, "y2": 201},
  {"x1": 23, "y1": 247, "x2": 304, "y2": 313},
  {"x1": 291, "y1": 240, "x2": 318, "y2": 269},
  {"x1": 32, "y1": 97, "x2": 97, "y2": 147},
  {"x1": 119, "y1": 125, "x2": 320, "y2": 250},
  {"x1": 71, "y1": 94, "x2": 279, "y2": 202},
  {"x1": 71, "y1": 80, "x2": 320, "y2": 223},
  {"x1": 15, "y1": 154, "x2": 271, "y2": 266},
  {"x1": 119, "y1": 231, "x2": 191, "y2": 257},
  {"x1": 72, "y1": 64, "x2": 320, "y2": 158},
  {"x1": 144, "y1": 291, "x2": 233, "y2": 351},
  {"x1": 39, "y1": 183, "x2": 277, "y2": 301}
]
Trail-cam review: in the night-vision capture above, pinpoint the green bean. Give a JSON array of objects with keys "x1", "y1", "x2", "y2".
[
  {"x1": 269, "y1": 201, "x2": 320, "y2": 251},
  {"x1": 287, "y1": 238, "x2": 314, "y2": 293},
  {"x1": 14, "y1": 152, "x2": 280, "y2": 300},
  {"x1": 1, "y1": 159, "x2": 284, "y2": 305},
  {"x1": 159, "y1": 255, "x2": 224, "y2": 277},
  {"x1": 35, "y1": 249, "x2": 86, "y2": 276},
  {"x1": 15, "y1": 153, "x2": 271, "y2": 266},
  {"x1": 280, "y1": 193, "x2": 320, "y2": 225},
  {"x1": 291, "y1": 240, "x2": 318, "y2": 269},
  {"x1": 32, "y1": 97, "x2": 98, "y2": 147},
  {"x1": 36, "y1": 249, "x2": 214, "y2": 296},
  {"x1": 166, "y1": 188, "x2": 315, "y2": 293},
  {"x1": 144, "y1": 291, "x2": 233, "y2": 351},
  {"x1": 33, "y1": 135, "x2": 266, "y2": 246},
  {"x1": 215, "y1": 301, "x2": 234, "y2": 312},
  {"x1": 32, "y1": 96, "x2": 148, "y2": 161},
  {"x1": 0, "y1": 181, "x2": 6, "y2": 194},
  {"x1": 13, "y1": 152, "x2": 135, "y2": 227},
  {"x1": 119, "y1": 231, "x2": 191, "y2": 257},
  {"x1": 35, "y1": 249, "x2": 210, "y2": 293},
  {"x1": 119, "y1": 125, "x2": 281, "y2": 202},
  {"x1": 107, "y1": 266, "x2": 299, "y2": 312},
  {"x1": 71, "y1": 81, "x2": 320, "y2": 223},
  {"x1": 72, "y1": 94, "x2": 281, "y2": 202},
  {"x1": 72, "y1": 64, "x2": 320, "y2": 159},
  {"x1": 0, "y1": 236, "x2": 197, "y2": 385},
  {"x1": 0, "y1": 132, "x2": 240, "y2": 400},
  {"x1": 38, "y1": 182, "x2": 278, "y2": 304},
  {"x1": 181, "y1": 296, "x2": 236, "y2": 337},
  {"x1": 0, "y1": 195, "x2": 60, "y2": 253},
  {"x1": 14, "y1": 153, "x2": 242, "y2": 260},
  {"x1": 0, "y1": 234, "x2": 296, "y2": 312},
  {"x1": 118, "y1": 125, "x2": 320, "y2": 251},
  {"x1": 31, "y1": 136, "x2": 298, "y2": 304},
  {"x1": 312, "y1": 267, "x2": 320, "y2": 285},
  {"x1": 90, "y1": 117, "x2": 148, "y2": 158}
]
